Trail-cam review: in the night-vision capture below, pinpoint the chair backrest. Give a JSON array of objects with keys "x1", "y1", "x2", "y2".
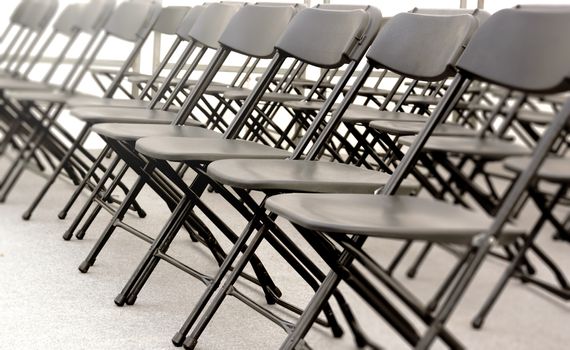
[
  {"x1": 51, "y1": 3, "x2": 84, "y2": 37},
  {"x1": 412, "y1": 7, "x2": 490, "y2": 24},
  {"x1": 153, "y1": 6, "x2": 191, "y2": 35},
  {"x1": 104, "y1": 0, "x2": 162, "y2": 42},
  {"x1": 366, "y1": 12, "x2": 477, "y2": 81},
  {"x1": 19, "y1": 0, "x2": 58, "y2": 32},
  {"x1": 275, "y1": 6, "x2": 382, "y2": 68},
  {"x1": 10, "y1": 0, "x2": 33, "y2": 25},
  {"x1": 457, "y1": 8, "x2": 570, "y2": 94},
  {"x1": 175, "y1": 5, "x2": 206, "y2": 41},
  {"x1": 188, "y1": 3, "x2": 241, "y2": 49},
  {"x1": 218, "y1": 4, "x2": 299, "y2": 59},
  {"x1": 75, "y1": 0, "x2": 116, "y2": 34}
]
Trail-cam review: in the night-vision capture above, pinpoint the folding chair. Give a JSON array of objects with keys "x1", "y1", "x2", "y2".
[
  {"x1": 261, "y1": 7, "x2": 570, "y2": 349},
  {"x1": 178, "y1": 11, "x2": 478, "y2": 350},
  {"x1": 0, "y1": 0, "x2": 162, "y2": 218}
]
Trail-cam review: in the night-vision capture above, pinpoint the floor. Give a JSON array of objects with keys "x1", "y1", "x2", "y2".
[{"x1": 0, "y1": 156, "x2": 569, "y2": 350}]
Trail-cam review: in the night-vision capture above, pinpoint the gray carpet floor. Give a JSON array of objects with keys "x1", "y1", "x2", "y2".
[{"x1": 0, "y1": 156, "x2": 569, "y2": 349}]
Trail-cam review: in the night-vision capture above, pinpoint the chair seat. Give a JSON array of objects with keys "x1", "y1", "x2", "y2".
[
  {"x1": 291, "y1": 78, "x2": 335, "y2": 89},
  {"x1": 342, "y1": 105, "x2": 427, "y2": 124},
  {"x1": 135, "y1": 137, "x2": 292, "y2": 162},
  {"x1": 283, "y1": 100, "x2": 340, "y2": 111},
  {"x1": 67, "y1": 96, "x2": 150, "y2": 109},
  {"x1": 369, "y1": 120, "x2": 477, "y2": 136},
  {"x1": 92, "y1": 123, "x2": 221, "y2": 142},
  {"x1": 224, "y1": 90, "x2": 304, "y2": 103},
  {"x1": 205, "y1": 85, "x2": 242, "y2": 95},
  {"x1": 207, "y1": 159, "x2": 418, "y2": 194},
  {"x1": 265, "y1": 193, "x2": 523, "y2": 244},
  {"x1": 398, "y1": 136, "x2": 531, "y2": 159},
  {"x1": 0, "y1": 78, "x2": 53, "y2": 91},
  {"x1": 4, "y1": 90, "x2": 94, "y2": 104},
  {"x1": 504, "y1": 156, "x2": 570, "y2": 183},
  {"x1": 70, "y1": 107, "x2": 198, "y2": 125}
]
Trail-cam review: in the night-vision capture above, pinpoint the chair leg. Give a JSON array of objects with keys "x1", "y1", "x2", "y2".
[
  {"x1": 172, "y1": 205, "x2": 268, "y2": 346},
  {"x1": 62, "y1": 157, "x2": 123, "y2": 240},
  {"x1": 58, "y1": 145, "x2": 111, "y2": 220},
  {"x1": 78, "y1": 166, "x2": 153, "y2": 273},
  {"x1": 182, "y1": 224, "x2": 270, "y2": 350},
  {"x1": 114, "y1": 189, "x2": 200, "y2": 306},
  {"x1": 472, "y1": 184, "x2": 568, "y2": 329},
  {"x1": 0, "y1": 106, "x2": 63, "y2": 203},
  {"x1": 22, "y1": 124, "x2": 91, "y2": 220}
]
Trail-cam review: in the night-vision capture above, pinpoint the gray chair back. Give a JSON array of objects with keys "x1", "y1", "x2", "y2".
[
  {"x1": 104, "y1": 0, "x2": 162, "y2": 42},
  {"x1": 175, "y1": 5, "x2": 206, "y2": 42},
  {"x1": 457, "y1": 8, "x2": 570, "y2": 94},
  {"x1": 188, "y1": 3, "x2": 241, "y2": 49},
  {"x1": 51, "y1": 4, "x2": 84, "y2": 37},
  {"x1": 218, "y1": 4, "x2": 299, "y2": 59},
  {"x1": 10, "y1": 0, "x2": 33, "y2": 25},
  {"x1": 20, "y1": 0, "x2": 59, "y2": 32},
  {"x1": 367, "y1": 12, "x2": 477, "y2": 81},
  {"x1": 153, "y1": 6, "x2": 191, "y2": 35},
  {"x1": 275, "y1": 6, "x2": 382, "y2": 68},
  {"x1": 75, "y1": 0, "x2": 117, "y2": 34}
]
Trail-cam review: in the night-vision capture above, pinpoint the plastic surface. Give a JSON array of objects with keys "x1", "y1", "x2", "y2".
[{"x1": 366, "y1": 12, "x2": 477, "y2": 81}]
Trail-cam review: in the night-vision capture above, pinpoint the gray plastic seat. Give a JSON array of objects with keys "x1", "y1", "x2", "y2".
[
  {"x1": 504, "y1": 156, "x2": 570, "y2": 183},
  {"x1": 207, "y1": 159, "x2": 418, "y2": 194},
  {"x1": 266, "y1": 194, "x2": 522, "y2": 244},
  {"x1": 92, "y1": 123, "x2": 220, "y2": 142},
  {"x1": 341, "y1": 105, "x2": 427, "y2": 123},
  {"x1": 369, "y1": 120, "x2": 477, "y2": 137},
  {"x1": 135, "y1": 137, "x2": 292, "y2": 162},
  {"x1": 70, "y1": 106, "x2": 199, "y2": 125},
  {"x1": 398, "y1": 135, "x2": 530, "y2": 159}
]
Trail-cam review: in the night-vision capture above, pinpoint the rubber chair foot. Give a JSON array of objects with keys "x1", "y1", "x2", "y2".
[
  {"x1": 126, "y1": 295, "x2": 137, "y2": 305},
  {"x1": 183, "y1": 338, "x2": 198, "y2": 350},
  {"x1": 78, "y1": 261, "x2": 92, "y2": 274},
  {"x1": 471, "y1": 317, "x2": 483, "y2": 330},
  {"x1": 171, "y1": 333, "x2": 185, "y2": 347},
  {"x1": 114, "y1": 295, "x2": 126, "y2": 307},
  {"x1": 62, "y1": 230, "x2": 73, "y2": 241}
]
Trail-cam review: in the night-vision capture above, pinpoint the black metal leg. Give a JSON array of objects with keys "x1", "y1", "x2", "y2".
[
  {"x1": 22, "y1": 124, "x2": 91, "y2": 220},
  {"x1": 62, "y1": 154, "x2": 121, "y2": 240},
  {"x1": 58, "y1": 145, "x2": 111, "y2": 220},
  {"x1": 172, "y1": 204, "x2": 268, "y2": 346},
  {"x1": 114, "y1": 189, "x2": 199, "y2": 306},
  {"x1": 78, "y1": 166, "x2": 153, "y2": 274},
  {"x1": 76, "y1": 161, "x2": 131, "y2": 240},
  {"x1": 183, "y1": 223, "x2": 270, "y2": 350}
]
